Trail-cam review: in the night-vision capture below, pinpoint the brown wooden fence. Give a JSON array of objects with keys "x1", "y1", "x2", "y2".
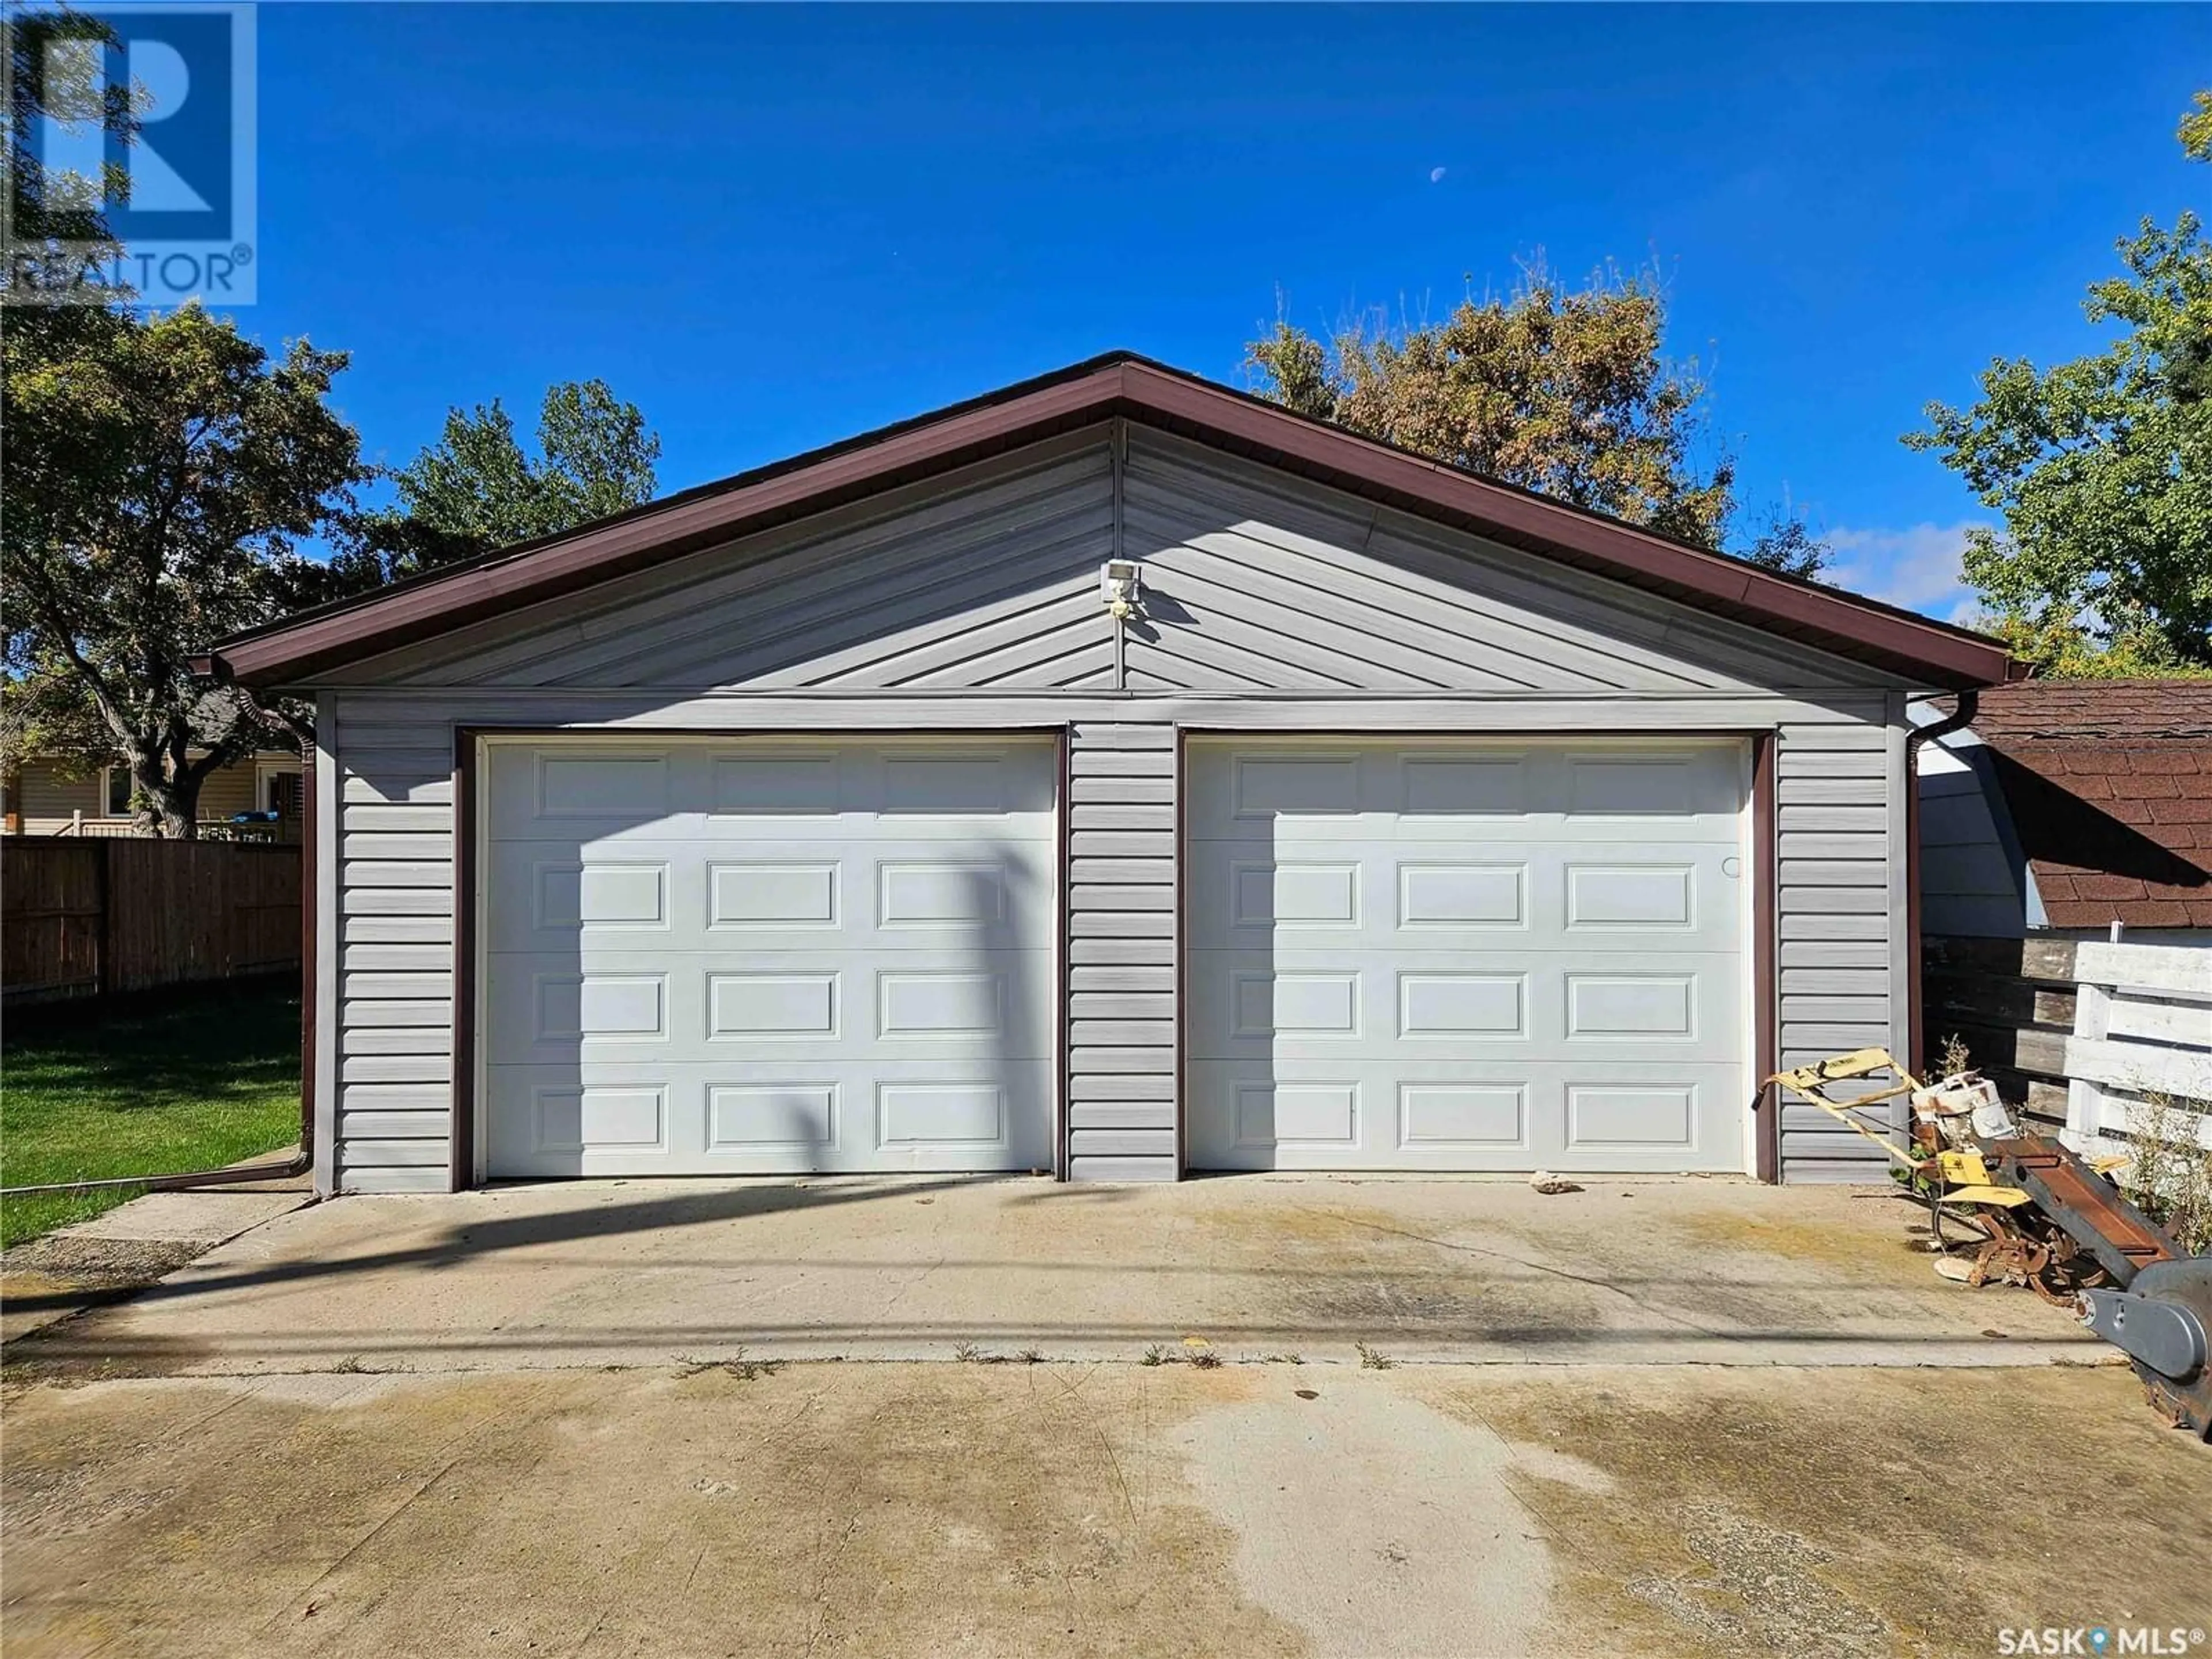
[{"x1": 2, "y1": 838, "x2": 301, "y2": 1005}]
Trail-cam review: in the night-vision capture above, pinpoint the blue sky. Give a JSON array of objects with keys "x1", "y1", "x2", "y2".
[{"x1": 236, "y1": 2, "x2": 2206, "y2": 622}]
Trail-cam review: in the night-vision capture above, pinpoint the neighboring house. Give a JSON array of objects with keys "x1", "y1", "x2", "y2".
[
  {"x1": 202, "y1": 353, "x2": 2012, "y2": 1196},
  {"x1": 2, "y1": 751, "x2": 305, "y2": 839},
  {"x1": 1917, "y1": 680, "x2": 2212, "y2": 946}
]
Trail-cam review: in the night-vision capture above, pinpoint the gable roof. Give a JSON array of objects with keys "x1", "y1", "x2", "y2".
[
  {"x1": 200, "y1": 352, "x2": 2017, "y2": 691},
  {"x1": 1969, "y1": 680, "x2": 2212, "y2": 930}
]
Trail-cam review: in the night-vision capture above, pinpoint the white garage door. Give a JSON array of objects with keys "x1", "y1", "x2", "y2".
[
  {"x1": 482, "y1": 737, "x2": 1058, "y2": 1177},
  {"x1": 1187, "y1": 739, "x2": 1747, "y2": 1173}
]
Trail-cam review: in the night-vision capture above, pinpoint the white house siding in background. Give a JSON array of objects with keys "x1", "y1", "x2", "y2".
[
  {"x1": 315, "y1": 427, "x2": 1921, "y2": 1193},
  {"x1": 1913, "y1": 714, "x2": 2033, "y2": 940}
]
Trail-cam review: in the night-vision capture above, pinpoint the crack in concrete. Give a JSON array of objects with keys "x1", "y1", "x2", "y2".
[{"x1": 872, "y1": 1200, "x2": 950, "y2": 1338}]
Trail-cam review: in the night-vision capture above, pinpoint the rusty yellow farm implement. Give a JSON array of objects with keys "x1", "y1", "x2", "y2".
[{"x1": 1770, "y1": 1049, "x2": 2212, "y2": 1439}]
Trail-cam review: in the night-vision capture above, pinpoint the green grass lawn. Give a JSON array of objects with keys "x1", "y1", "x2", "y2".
[{"x1": 1, "y1": 980, "x2": 301, "y2": 1248}]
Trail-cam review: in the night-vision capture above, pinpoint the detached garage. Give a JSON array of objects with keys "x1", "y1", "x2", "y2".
[{"x1": 200, "y1": 353, "x2": 2013, "y2": 1194}]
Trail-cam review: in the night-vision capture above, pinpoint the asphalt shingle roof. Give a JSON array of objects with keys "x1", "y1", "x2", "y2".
[{"x1": 1965, "y1": 681, "x2": 2212, "y2": 929}]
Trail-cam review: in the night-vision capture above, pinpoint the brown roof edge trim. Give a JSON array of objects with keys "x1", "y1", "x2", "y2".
[
  {"x1": 210, "y1": 353, "x2": 2014, "y2": 691},
  {"x1": 212, "y1": 365, "x2": 1132, "y2": 687},
  {"x1": 1116, "y1": 363, "x2": 2006, "y2": 687}
]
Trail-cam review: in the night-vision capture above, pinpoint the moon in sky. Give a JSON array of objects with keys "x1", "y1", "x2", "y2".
[{"x1": 1429, "y1": 166, "x2": 1447, "y2": 183}]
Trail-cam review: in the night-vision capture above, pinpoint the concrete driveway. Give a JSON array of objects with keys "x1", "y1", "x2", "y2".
[{"x1": 5, "y1": 1176, "x2": 2209, "y2": 1658}]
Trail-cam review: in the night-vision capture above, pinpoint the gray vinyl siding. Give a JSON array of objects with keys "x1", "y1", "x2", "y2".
[
  {"x1": 1118, "y1": 431, "x2": 1876, "y2": 697},
  {"x1": 330, "y1": 699, "x2": 460, "y2": 1194},
  {"x1": 344, "y1": 434, "x2": 1119, "y2": 693},
  {"x1": 1066, "y1": 721, "x2": 1178, "y2": 1180},
  {"x1": 309, "y1": 424, "x2": 1927, "y2": 1192},
  {"x1": 1774, "y1": 709, "x2": 1910, "y2": 1183}
]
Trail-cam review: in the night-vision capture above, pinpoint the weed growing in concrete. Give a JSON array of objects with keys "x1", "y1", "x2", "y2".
[
  {"x1": 954, "y1": 1343, "x2": 1050, "y2": 1366},
  {"x1": 677, "y1": 1349, "x2": 783, "y2": 1381},
  {"x1": 1188, "y1": 1350, "x2": 1223, "y2": 1370},
  {"x1": 331, "y1": 1355, "x2": 368, "y2": 1374},
  {"x1": 1141, "y1": 1344, "x2": 1168, "y2": 1366},
  {"x1": 1356, "y1": 1342, "x2": 1394, "y2": 1370}
]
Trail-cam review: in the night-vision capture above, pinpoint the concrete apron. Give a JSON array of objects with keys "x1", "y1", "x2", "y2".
[
  {"x1": 0, "y1": 1178, "x2": 312, "y2": 1346},
  {"x1": 10, "y1": 1362, "x2": 2204, "y2": 1659},
  {"x1": 9, "y1": 1173, "x2": 2101, "y2": 1378}
]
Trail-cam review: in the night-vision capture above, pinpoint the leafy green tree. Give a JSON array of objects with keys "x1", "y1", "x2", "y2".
[
  {"x1": 1977, "y1": 615, "x2": 2212, "y2": 681},
  {"x1": 334, "y1": 380, "x2": 662, "y2": 589},
  {"x1": 1247, "y1": 260, "x2": 1828, "y2": 575},
  {"x1": 2, "y1": 304, "x2": 366, "y2": 834},
  {"x1": 1907, "y1": 92, "x2": 2212, "y2": 672},
  {"x1": 1740, "y1": 510, "x2": 1830, "y2": 581}
]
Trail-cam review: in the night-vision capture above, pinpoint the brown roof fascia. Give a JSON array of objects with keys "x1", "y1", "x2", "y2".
[
  {"x1": 1115, "y1": 363, "x2": 2008, "y2": 687},
  {"x1": 207, "y1": 361, "x2": 1132, "y2": 687},
  {"x1": 204, "y1": 354, "x2": 2014, "y2": 691}
]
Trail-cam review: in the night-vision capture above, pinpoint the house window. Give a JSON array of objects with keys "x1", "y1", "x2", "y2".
[
  {"x1": 267, "y1": 771, "x2": 304, "y2": 819},
  {"x1": 104, "y1": 767, "x2": 133, "y2": 816}
]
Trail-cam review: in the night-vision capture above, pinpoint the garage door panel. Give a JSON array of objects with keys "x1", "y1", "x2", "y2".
[
  {"x1": 1185, "y1": 840, "x2": 1740, "y2": 953},
  {"x1": 1187, "y1": 1059, "x2": 1741, "y2": 1172},
  {"x1": 1199, "y1": 817, "x2": 1735, "y2": 848},
  {"x1": 1188, "y1": 745, "x2": 1743, "y2": 841},
  {"x1": 486, "y1": 839, "x2": 1053, "y2": 955},
  {"x1": 488, "y1": 966, "x2": 677, "y2": 1059},
  {"x1": 490, "y1": 741, "x2": 1056, "y2": 835},
  {"x1": 487, "y1": 972, "x2": 1055, "y2": 1067},
  {"x1": 486, "y1": 1059, "x2": 1055, "y2": 1176},
  {"x1": 489, "y1": 949, "x2": 1051, "y2": 1059},
  {"x1": 1187, "y1": 738, "x2": 1747, "y2": 1173},
  {"x1": 483, "y1": 737, "x2": 1058, "y2": 1177},
  {"x1": 1190, "y1": 950, "x2": 1738, "y2": 1059}
]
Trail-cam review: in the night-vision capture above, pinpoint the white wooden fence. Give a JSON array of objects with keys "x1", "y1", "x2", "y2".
[{"x1": 2061, "y1": 941, "x2": 2212, "y2": 1153}]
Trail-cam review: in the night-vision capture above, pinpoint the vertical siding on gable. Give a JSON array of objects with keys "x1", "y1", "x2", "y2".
[
  {"x1": 1066, "y1": 721, "x2": 1180, "y2": 1180},
  {"x1": 1775, "y1": 704, "x2": 1907, "y2": 1183}
]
